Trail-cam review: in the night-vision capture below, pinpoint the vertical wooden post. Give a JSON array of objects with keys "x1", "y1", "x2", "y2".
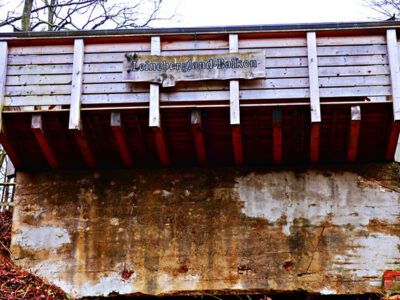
[
  {"x1": 386, "y1": 29, "x2": 400, "y2": 121},
  {"x1": 69, "y1": 39, "x2": 84, "y2": 130},
  {"x1": 229, "y1": 33, "x2": 243, "y2": 165},
  {"x1": 272, "y1": 109, "x2": 283, "y2": 165},
  {"x1": 111, "y1": 112, "x2": 133, "y2": 167},
  {"x1": 69, "y1": 39, "x2": 95, "y2": 167},
  {"x1": 149, "y1": 36, "x2": 170, "y2": 167},
  {"x1": 307, "y1": 32, "x2": 321, "y2": 163},
  {"x1": 0, "y1": 42, "x2": 22, "y2": 169},
  {"x1": 32, "y1": 114, "x2": 58, "y2": 169},
  {"x1": 191, "y1": 110, "x2": 207, "y2": 166},
  {"x1": 386, "y1": 29, "x2": 400, "y2": 161},
  {"x1": 347, "y1": 106, "x2": 361, "y2": 162}
]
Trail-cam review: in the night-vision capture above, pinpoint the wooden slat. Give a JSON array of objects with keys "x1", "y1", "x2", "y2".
[
  {"x1": 317, "y1": 35, "x2": 386, "y2": 46},
  {"x1": 9, "y1": 45, "x2": 74, "y2": 55},
  {"x1": 386, "y1": 29, "x2": 400, "y2": 120},
  {"x1": 111, "y1": 112, "x2": 133, "y2": 167},
  {"x1": 230, "y1": 34, "x2": 243, "y2": 166},
  {"x1": 191, "y1": 110, "x2": 207, "y2": 167},
  {"x1": 310, "y1": 123, "x2": 320, "y2": 163},
  {"x1": 0, "y1": 42, "x2": 7, "y2": 133},
  {"x1": 69, "y1": 39, "x2": 84, "y2": 130},
  {"x1": 386, "y1": 120, "x2": 400, "y2": 161},
  {"x1": 8, "y1": 54, "x2": 73, "y2": 65},
  {"x1": 229, "y1": 34, "x2": 240, "y2": 125},
  {"x1": 307, "y1": 32, "x2": 321, "y2": 123},
  {"x1": 272, "y1": 109, "x2": 283, "y2": 165},
  {"x1": 347, "y1": 106, "x2": 361, "y2": 162},
  {"x1": 31, "y1": 114, "x2": 58, "y2": 169},
  {"x1": 149, "y1": 36, "x2": 161, "y2": 128}
]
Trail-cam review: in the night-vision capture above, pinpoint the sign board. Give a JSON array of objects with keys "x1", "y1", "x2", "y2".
[{"x1": 122, "y1": 51, "x2": 266, "y2": 87}]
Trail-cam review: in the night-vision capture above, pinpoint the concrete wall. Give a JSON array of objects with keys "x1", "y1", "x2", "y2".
[{"x1": 10, "y1": 164, "x2": 400, "y2": 298}]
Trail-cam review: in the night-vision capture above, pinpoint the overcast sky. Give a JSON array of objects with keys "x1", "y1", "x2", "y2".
[
  {"x1": 0, "y1": 0, "x2": 383, "y2": 31},
  {"x1": 158, "y1": 0, "x2": 381, "y2": 27}
]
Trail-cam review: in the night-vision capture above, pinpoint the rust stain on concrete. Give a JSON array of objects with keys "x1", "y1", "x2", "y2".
[{"x1": 10, "y1": 164, "x2": 400, "y2": 298}]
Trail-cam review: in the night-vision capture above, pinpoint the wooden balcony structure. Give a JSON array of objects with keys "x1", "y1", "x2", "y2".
[{"x1": 0, "y1": 21, "x2": 399, "y2": 170}]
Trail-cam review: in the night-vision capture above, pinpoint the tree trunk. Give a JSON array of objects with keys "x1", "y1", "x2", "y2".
[
  {"x1": 48, "y1": 0, "x2": 56, "y2": 31},
  {"x1": 21, "y1": 0, "x2": 33, "y2": 31}
]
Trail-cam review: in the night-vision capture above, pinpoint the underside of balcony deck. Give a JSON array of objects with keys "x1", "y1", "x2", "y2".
[{"x1": 0, "y1": 22, "x2": 399, "y2": 170}]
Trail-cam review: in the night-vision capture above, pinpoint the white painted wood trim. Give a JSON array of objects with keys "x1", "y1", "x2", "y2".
[
  {"x1": 149, "y1": 36, "x2": 161, "y2": 128},
  {"x1": 0, "y1": 42, "x2": 7, "y2": 132},
  {"x1": 229, "y1": 34, "x2": 240, "y2": 125},
  {"x1": 69, "y1": 39, "x2": 84, "y2": 130},
  {"x1": 386, "y1": 29, "x2": 400, "y2": 121},
  {"x1": 307, "y1": 32, "x2": 321, "y2": 123}
]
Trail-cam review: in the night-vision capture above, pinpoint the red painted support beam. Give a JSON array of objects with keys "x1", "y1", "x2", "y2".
[
  {"x1": 152, "y1": 127, "x2": 170, "y2": 167},
  {"x1": 272, "y1": 109, "x2": 283, "y2": 165},
  {"x1": 111, "y1": 112, "x2": 133, "y2": 167},
  {"x1": 72, "y1": 127, "x2": 96, "y2": 168},
  {"x1": 191, "y1": 110, "x2": 207, "y2": 167},
  {"x1": 31, "y1": 114, "x2": 58, "y2": 169},
  {"x1": 0, "y1": 129, "x2": 22, "y2": 170},
  {"x1": 310, "y1": 123, "x2": 320, "y2": 163},
  {"x1": 232, "y1": 125, "x2": 243, "y2": 166},
  {"x1": 386, "y1": 120, "x2": 400, "y2": 161},
  {"x1": 347, "y1": 106, "x2": 361, "y2": 163}
]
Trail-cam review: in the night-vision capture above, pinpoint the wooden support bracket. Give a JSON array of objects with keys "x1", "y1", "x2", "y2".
[
  {"x1": 191, "y1": 110, "x2": 207, "y2": 166},
  {"x1": 72, "y1": 125, "x2": 96, "y2": 168},
  {"x1": 347, "y1": 106, "x2": 361, "y2": 162},
  {"x1": 152, "y1": 127, "x2": 170, "y2": 167},
  {"x1": 111, "y1": 112, "x2": 133, "y2": 167},
  {"x1": 310, "y1": 123, "x2": 320, "y2": 163},
  {"x1": 272, "y1": 109, "x2": 283, "y2": 165},
  {"x1": 32, "y1": 114, "x2": 58, "y2": 169},
  {"x1": 386, "y1": 120, "x2": 400, "y2": 161}
]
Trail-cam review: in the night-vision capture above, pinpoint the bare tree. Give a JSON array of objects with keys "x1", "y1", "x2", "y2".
[
  {"x1": 0, "y1": 0, "x2": 176, "y2": 32},
  {"x1": 364, "y1": 0, "x2": 400, "y2": 20}
]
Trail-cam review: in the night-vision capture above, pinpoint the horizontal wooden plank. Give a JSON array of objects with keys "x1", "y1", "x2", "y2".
[
  {"x1": 319, "y1": 86, "x2": 391, "y2": 97},
  {"x1": 318, "y1": 65, "x2": 390, "y2": 77},
  {"x1": 6, "y1": 74, "x2": 72, "y2": 86},
  {"x1": 8, "y1": 64, "x2": 73, "y2": 75},
  {"x1": 4, "y1": 72, "x2": 392, "y2": 97},
  {"x1": 9, "y1": 45, "x2": 74, "y2": 55},
  {"x1": 239, "y1": 38, "x2": 307, "y2": 49},
  {"x1": 317, "y1": 36, "x2": 386, "y2": 46},
  {"x1": 8, "y1": 54, "x2": 74, "y2": 65},
  {"x1": 319, "y1": 75, "x2": 390, "y2": 87},
  {"x1": 267, "y1": 55, "x2": 388, "y2": 68},
  {"x1": 85, "y1": 43, "x2": 151, "y2": 53},
  {"x1": 267, "y1": 65, "x2": 390, "y2": 78},
  {"x1": 317, "y1": 44, "x2": 387, "y2": 56},
  {"x1": 3, "y1": 83, "x2": 391, "y2": 106},
  {"x1": 6, "y1": 84, "x2": 71, "y2": 96}
]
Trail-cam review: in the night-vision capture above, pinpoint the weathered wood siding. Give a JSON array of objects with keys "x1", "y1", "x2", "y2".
[{"x1": 2, "y1": 34, "x2": 394, "y2": 107}]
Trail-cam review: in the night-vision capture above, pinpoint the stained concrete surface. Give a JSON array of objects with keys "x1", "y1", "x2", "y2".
[{"x1": 10, "y1": 164, "x2": 400, "y2": 298}]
